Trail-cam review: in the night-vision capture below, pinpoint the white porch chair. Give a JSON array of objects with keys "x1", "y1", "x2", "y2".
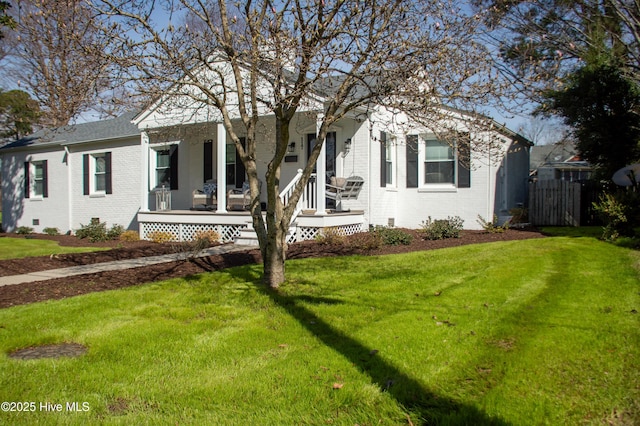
[{"x1": 326, "y1": 176, "x2": 364, "y2": 211}]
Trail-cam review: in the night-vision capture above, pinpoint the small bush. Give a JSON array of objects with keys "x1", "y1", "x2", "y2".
[
  {"x1": 315, "y1": 227, "x2": 346, "y2": 246},
  {"x1": 119, "y1": 230, "x2": 140, "y2": 242},
  {"x1": 192, "y1": 229, "x2": 221, "y2": 245},
  {"x1": 76, "y1": 221, "x2": 125, "y2": 243},
  {"x1": 370, "y1": 226, "x2": 413, "y2": 246},
  {"x1": 593, "y1": 191, "x2": 639, "y2": 241},
  {"x1": 476, "y1": 214, "x2": 508, "y2": 233},
  {"x1": 16, "y1": 226, "x2": 34, "y2": 235},
  {"x1": 147, "y1": 231, "x2": 176, "y2": 243},
  {"x1": 420, "y1": 216, "x2": 464, "y2": 240},
  {"x1": 43, "y1": 227, "x2": 60, "y2": 236},
  {"x1": 106, "y1": 224, "x2": 124, "y2": 240},
  {"x1": 347, "y1": 231, "x2": 383, "y2": 251}
]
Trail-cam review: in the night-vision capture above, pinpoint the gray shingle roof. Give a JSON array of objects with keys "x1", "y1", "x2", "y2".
[{"x1": 1, "y1": 111, "x2": 140, "y2": 151}]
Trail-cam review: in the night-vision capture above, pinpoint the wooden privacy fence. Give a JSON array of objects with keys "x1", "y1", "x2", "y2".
[{"x1": 529, "y1": 180, "x2": 583, "y2": 226}]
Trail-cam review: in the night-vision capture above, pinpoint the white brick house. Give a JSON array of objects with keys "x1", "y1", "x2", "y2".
[{"x1": 1, "y1": 113, "x2": 142, "y2": 233}]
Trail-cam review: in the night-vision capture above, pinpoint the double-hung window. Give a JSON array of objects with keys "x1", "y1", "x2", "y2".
[
  {"x1": 24, "y1": 160, "x2": 48, "y2": 199},
  {"x1": 83, "y1": 152, "x2": 112, "y2": 195},
  {"x1": 380, "y1": 132, "x2": 396, "y2": 187},
  {"x1": 150, "y1": 144, "x2": 178, "y2": 190},
  {"x1": 156, "y1": 149, "x2": 171, "y2": 187},
  {"x1": 405, "y1": 134, "x2": 471, "y2": 189},
  {"x1": 424, "y1": 138, "x2": 455, "y2": 185}
]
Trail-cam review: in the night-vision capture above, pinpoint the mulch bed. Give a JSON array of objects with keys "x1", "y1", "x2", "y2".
[{"x1": 0, "y1": 228, "x2": 546, "y2": 309}]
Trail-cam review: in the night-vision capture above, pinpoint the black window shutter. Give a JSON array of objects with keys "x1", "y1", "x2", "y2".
[
  {"x1": 457, "y1": 141, "x2": 471, "y2": 188},
  {"x1": 204, "y1": 141, "x2": 213, "y2": 182},
  {"x1": 406, "y1": 135, "x2": 419, "y2": 188},
  {"x1": 235, "y1": 137, "x2": 246, "y2": 188},
  {"x1": 83, "y1": 154, "x2": 90, "y2": 195},
  {"x1": 169, "y1": 144, "x2": 179, "y2": 190},
  {"x1": 380, "y1": 132, "x2": 387, "y2": 188},
  {"x1": 105, "y1": 152, "x2": 113, "y2": 194},
  {"x1": 42, "y1": 160, "x2": 48, "y2": 198},
  {"x1": 24, "y1": 162, "x2": 30, "y2": 199}
]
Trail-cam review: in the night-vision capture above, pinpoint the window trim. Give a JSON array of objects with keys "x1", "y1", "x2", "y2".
[
  {"x1": 83, "y1": 152, "x2": 112, "y2": 196},
  {"x1": 25, "y1": 160, "x2": 48, "y2": 199},
  {"x1": 150, "y1": 142, "x2": 179, "y2": 190},
  {"x1": 423, "y1": 136, "x2": 456, "y2": 187}
]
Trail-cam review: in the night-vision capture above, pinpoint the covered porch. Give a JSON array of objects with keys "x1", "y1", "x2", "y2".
[{"x1": 136, "y1": 111, "x2": 368, "y2": 243}]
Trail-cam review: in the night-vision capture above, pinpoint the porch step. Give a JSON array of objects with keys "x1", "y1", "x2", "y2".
[
  {"x1": 233, "y1": 221, "x2": 298, "y2": 245},
  {"x1": 234, "y1": 225, "x2": 260, "y2": 246}
]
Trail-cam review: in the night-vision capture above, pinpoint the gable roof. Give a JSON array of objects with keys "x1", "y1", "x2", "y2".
[{"x1": 0, "y1": 112, "x2": 141, "y2": 152}]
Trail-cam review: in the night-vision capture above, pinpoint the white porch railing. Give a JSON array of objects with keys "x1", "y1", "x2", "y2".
[{"x1": 279, "y1": 169, "x2": 317, "y2": 221}]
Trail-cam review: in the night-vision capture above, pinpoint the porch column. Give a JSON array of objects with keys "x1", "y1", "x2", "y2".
[
  {"x1": 315, "y1": 113, "x2": 326, "y2": 215},
  {"x1": 216, "y1": 123, "x2": 227, "y2": 213},
  {"x1": 140, "y1": 130, "x2": 150, "y2": 212}
]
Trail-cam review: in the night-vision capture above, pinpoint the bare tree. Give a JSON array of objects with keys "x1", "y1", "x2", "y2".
[
  {"x1": 3, "y1": 0, "x2": 125, "y2": 127},
  {"x1": 94, "y1": 0, "x2": 512, "y2": 288}
]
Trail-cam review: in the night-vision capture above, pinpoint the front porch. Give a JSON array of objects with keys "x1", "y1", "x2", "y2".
[{"x1": 138, "y1": 209, "x2": 365, "y2": 243}]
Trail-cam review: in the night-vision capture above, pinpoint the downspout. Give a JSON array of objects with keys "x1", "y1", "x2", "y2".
[
  {"x1": 367, "y1": 113, "x2": 373, "y2": 229},
  {"x1": 64, "y1": 145, "x2": 73, "y2": 233}
]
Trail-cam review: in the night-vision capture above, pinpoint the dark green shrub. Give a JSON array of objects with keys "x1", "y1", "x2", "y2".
[
  {"x1": 420, "y1": 216, "x2": 464, "y2": 240},
  {"x1": 16, "y1": 226, "x2": 33, "y2": 235},
  {"x1": 76, "y1": 221, "x2": 124, "y2": 243},
  {"x1": 370, "y1": 226, "x2": 413, "y2": 246},
  {"x1": 43, "y1": 227, "x2": 60, "y2": 236}
]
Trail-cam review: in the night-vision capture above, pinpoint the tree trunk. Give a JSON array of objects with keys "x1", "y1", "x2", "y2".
[{"x1": 262, "y1": 222, "x2": 287, "y2": 288}]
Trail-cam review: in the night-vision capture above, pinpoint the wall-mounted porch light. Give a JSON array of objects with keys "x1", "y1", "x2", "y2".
[
  {"x1": 288, "y1": 141, "x2": 296, "y2": 153},
  {"x1": 343, "y1": 138, "x2": 352, "y2": 154}
]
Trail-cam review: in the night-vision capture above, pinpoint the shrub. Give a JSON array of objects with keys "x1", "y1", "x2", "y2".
[
  {"x1": 346, "y1": 231, "x2": 383, "y2": 251},
  {"x1": 593, "y1": 190, "x2": 640, "y2": 241},
  {"x1": 147, "y1": 231, "x2": 176, "y2": 244},
  {"x1": 315, "y1": 227, "x2": 346, "y2": 246},
  {"x1": 106, "y1": 224, "x2": 125, "y2": 240},
  {"x1": 76, "y1": 220, "x2": 125, "y2": 243},
  {"x1": 119, "y1": 230, "x2": 140, "y2": 242},
  {"x1": 476, "y1": 214, "x2": 509, "y2": 233},
  {"x1": 192, "y1": 229, "x2": 221, "y2": 245},
  {"x1": 370, "y1": 226, "x2": 413, "y2": 246},
  {"x1": 43, "y1": 227, "x2": 60, "y2": 236},
  {"x1": 16, "y1": 226, "x2": 34, "y2": 235},
  {"x1": 420, "y1": 216, "x2": 464, "y2": 240}
]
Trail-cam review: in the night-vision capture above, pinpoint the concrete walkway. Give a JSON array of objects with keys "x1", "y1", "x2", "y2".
[{"x1": 0, "y1": 244, "x2": 254, "y2": 287}]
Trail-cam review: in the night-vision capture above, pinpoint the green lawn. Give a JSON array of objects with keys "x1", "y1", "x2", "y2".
[
  {"x1": 0, "y1": 237, "x2": 109, "y2": 260},
  {"x1": 0, "y1": 236, "x2": 638, "y2": 424}
]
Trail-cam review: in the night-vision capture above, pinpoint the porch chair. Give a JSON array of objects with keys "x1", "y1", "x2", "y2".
[
  {"x1": 192, "y1": 189, "x2": 216, "y2": 210},
  {"x1": 192, "y1": 180, "x2": 217, "y2": 210},
  {"x1": 326, "y1": 176, "x2": 365, "y2": 211},
  {"x1": 227, "y1": 180, "x2": 261, "y2": 211}
]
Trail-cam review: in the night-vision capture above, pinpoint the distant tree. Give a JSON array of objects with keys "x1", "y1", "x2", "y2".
[
  {"x1": 0, "y1": 89, "x2": 40, "y2": 140},
  {"x1": 0, "y1": 1, "x2": 15, "y2": 37},
  {"x1": 3, "y1": 0, "x2": 125, "y2": 127},
  {"x1": 473, "y1": 0, "x2": 640, "y2": 104},
  {"x1": 545, "y1": 61, "x2": 640, "y2": 179}
]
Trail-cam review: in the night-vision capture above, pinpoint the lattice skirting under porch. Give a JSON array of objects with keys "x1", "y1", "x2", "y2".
[
  {"x1": 140, "y1": 222, "x2": 247, "y2": 242},
  {"x1": 293, "y1": 223, "x2": 363, "y2": 242}
]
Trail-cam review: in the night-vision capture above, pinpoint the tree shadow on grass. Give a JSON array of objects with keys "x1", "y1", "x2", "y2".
[{"x1": 226, "y1": 266, "x2": 511, "y2": 425}]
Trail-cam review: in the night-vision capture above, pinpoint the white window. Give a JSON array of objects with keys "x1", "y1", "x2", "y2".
[
  {"x1": 93, "y1": 154, "x2": 106, "y2": 193},
  {"x1": 384, "y1": 136, "x2": 395, "y2": 186},
  {"x1": 156, "y1": 149, "x2": 171, "y2": 187},
  {"x1": 424, "y1": 138, "x2": 455, "y2": 185},
  {"x1": 33, "y1": 162, "x2": 45, "y2": 197}
]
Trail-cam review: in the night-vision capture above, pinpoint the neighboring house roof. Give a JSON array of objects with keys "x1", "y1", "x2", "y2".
[
  {"x1": 530, "y1": 141, "x2": 580, "y2": 170},
  {"x1": 0, "y1": 111, "x2": 141, "y2": 152}
]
